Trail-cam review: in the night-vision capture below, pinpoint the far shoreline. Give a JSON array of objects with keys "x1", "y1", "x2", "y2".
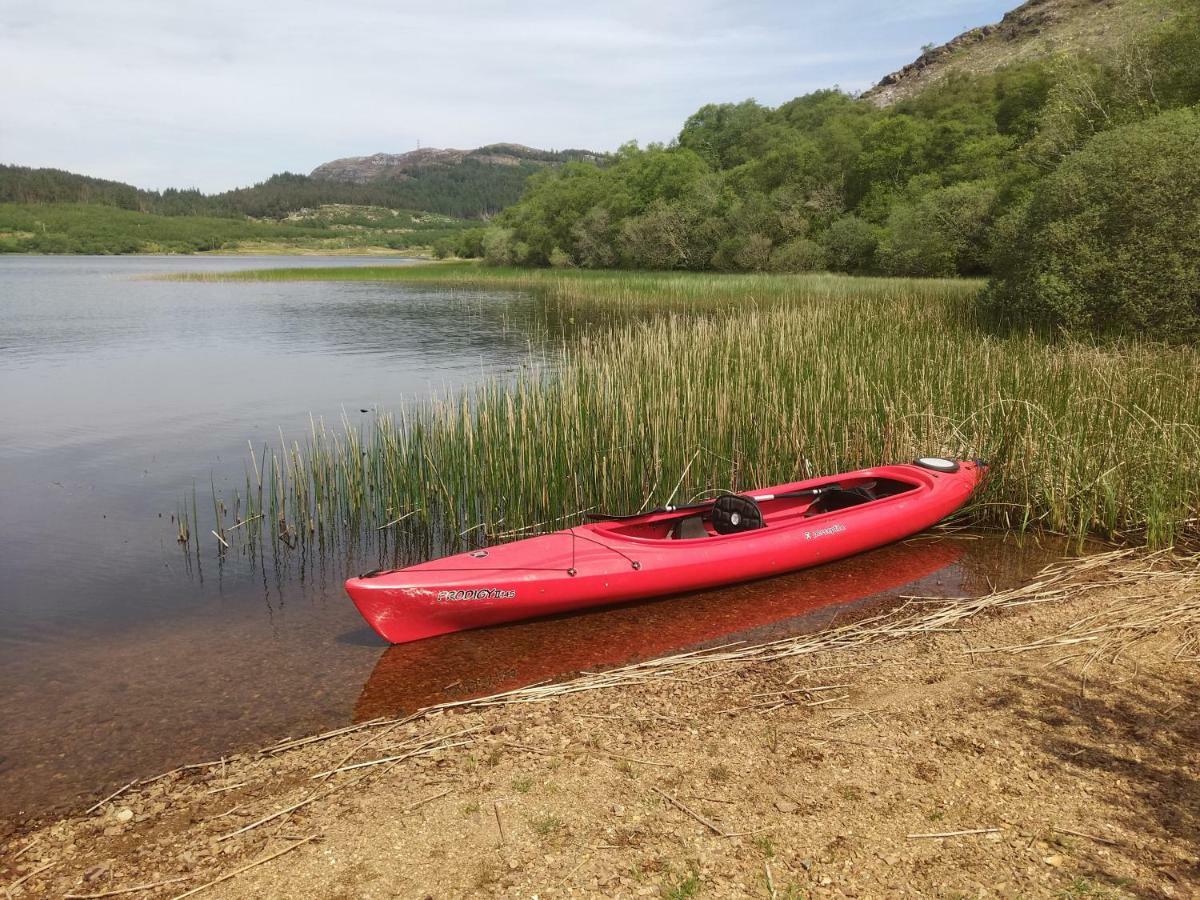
[{"x1": 0, "y1": 246, "x2": 436, "y2": 259}]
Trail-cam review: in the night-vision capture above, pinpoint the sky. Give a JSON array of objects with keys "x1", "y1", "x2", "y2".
[{"x1": 0, "y1": 0, "x2": 1015, "y2": 193}]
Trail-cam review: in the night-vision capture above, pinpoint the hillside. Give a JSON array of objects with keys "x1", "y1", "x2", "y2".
[
  {"x1": 452, "y1": 0, "x2": 1198, "y2": 323},
  {"x1": 863, "y1": 0, "x2": 1177, "y2": 106},
  {"x1": 2, "y1": 0, "x2": 1191, "y2": 257},
  {"x1": 0, "y1": 142, "x2": 604, "y2": 227},
  {"x1": 310, "y1": 143, "x2": 600, "y2": 183},
  {"x1": 307, "y1": 143, "x2": 603, "y2": 217}
]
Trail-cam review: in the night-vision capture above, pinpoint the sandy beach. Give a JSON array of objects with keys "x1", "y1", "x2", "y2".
[{"x1": 3, "y1": 550, "x2": 1197, "y2": 898}]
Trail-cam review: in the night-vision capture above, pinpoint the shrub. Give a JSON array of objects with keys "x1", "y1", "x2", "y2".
[
  {"x1": 482, "y1": 227, "x2": 517, "y2": 266},
  {"x1": 770, "y1": 237, "x2": 826, "y2": 273},
  {"x1": 736, "y1": 233, "x2": 774, "y2": 271},
  {"x1": 983, "y1": 107, "x2": 1200, "y2": 340},
  {"x1": 455, "y1": 228, "x2": 487, "y2": 259},
  {"x1": 548, "y1": 246, "x2": 574, "y2": 268},
  {"x1": 571, "y1": 206, "x2": 618, "y2": 268},
  {"x1": 878, "y1": 180, "x2": 996, "y2": 277},
  {"x1": 819, "y1": 215, "x2": 879, "y2": 273},
  {"x1": 619, "y1": 202, "x2": 694, "y2": 269}
]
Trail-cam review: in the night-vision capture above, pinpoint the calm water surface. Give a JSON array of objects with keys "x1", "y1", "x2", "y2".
[
  {"x1": 0, "y1": 255, "x2": 551, "y2": 819},
  {"x1": 0, "y1": 255, "x2": 1065, "y2": 823}
]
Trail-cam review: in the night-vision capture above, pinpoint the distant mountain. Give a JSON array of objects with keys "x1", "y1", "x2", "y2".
[
  {"x1": 307, "y1": 144, "x2": 604, "y2": 217},
  {"x1": 0, "y1": 144, "x2": 605, "y2": 224},
  {"x1": 863, "y1": 0, "x2": 1177, "y2": 106},
  {"x1": 311, "y1": 143, "x2": 601, "y2": 183}
]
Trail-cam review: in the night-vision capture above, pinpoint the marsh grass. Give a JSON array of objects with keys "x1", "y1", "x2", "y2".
[{"x1": 189, "y1": 267, "x2": 1200, "y2": 562}]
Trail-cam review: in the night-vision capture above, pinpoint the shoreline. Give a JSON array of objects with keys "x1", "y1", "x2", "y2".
[
  {"x1": 0, "y1": 246, "x2": 434, "y2": 258},
  {"x1": 3, "y1": 550, "x2": 1196, "y2": 898}
]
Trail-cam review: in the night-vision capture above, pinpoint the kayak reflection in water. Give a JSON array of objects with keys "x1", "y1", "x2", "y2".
[{"x1": 353, "y1": 536, "x2": 966, "y2": 722}]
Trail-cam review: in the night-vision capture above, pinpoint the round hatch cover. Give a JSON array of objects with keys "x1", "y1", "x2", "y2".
[{"x1": 914, "y1": 457, "x2": 960, "y2": 473}]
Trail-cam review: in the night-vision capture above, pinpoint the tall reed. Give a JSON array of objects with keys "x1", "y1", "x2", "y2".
[{"x1": 196, "y1": 269, "x2": 1200, "y2": 559}]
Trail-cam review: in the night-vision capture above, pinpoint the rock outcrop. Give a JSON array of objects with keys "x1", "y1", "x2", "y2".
[{"x1": 863, "y1": 0, "x2": 1174, "y2": 106}]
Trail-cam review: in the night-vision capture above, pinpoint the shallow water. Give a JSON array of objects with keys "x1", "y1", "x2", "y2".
[
  {"x1": 0, "y1": 255, "x2": 549, "y2": 820},
  {"x1": 0, "y1": 256, "x2": 1072, "y2": 823}
]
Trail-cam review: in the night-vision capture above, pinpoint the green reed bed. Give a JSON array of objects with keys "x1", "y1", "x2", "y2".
[
  {"x1": 195, "y1": 268, "x2": 1200, "y2": 557},
  {"x1": 169, "y1": 262, "x2": 979, "y2": 311}
]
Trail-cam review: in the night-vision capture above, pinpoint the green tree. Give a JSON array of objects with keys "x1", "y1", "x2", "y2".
[
  {"x1": 848, "y1": 115, "x2": 932, "y2": 214},
  {"x1": 677, "y1": 100, "x2": 771, "y2": 169},
  {"x1": 984, "y1": 107, "x2": 1200, "y2": 339},
  {"x1": 879, "y1": 180, "x2": 997, "y2": 277},
  {"x1": 482, "y1": 227, "x2": 518, "y2": 266},
  {"x1": 819, "y1": 215, "x2": 879, "y2": 273},
  {"x1": 770, "y1": 237, "x2": 826, "y2": 273}
]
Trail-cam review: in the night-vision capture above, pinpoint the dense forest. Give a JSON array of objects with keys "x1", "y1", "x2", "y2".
[
  {"x1": 218, "y1": 161, "x2": 568, "y2": 219},
  {"x1": 451, "y1": 10, "x2": 1199, "y2": 338}
]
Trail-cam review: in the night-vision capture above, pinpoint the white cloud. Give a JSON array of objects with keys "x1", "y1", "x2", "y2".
[{"x1": 0, "y1": 0, "x2": 1013, "y2": 191}]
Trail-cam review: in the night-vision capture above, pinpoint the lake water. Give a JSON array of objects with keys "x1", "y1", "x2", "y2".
[{"x1": 0, "y1": 255, "x2": 1065, "y2": 824}]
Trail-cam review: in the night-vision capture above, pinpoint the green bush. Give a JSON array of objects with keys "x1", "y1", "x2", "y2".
[
  {"x1": 454, "y1": 227, "x2": 487, "y2": 258},
  {"x1": 879, "y1": 180, "x2": 997, "y2": 277},
  {"x1": 735, "y1": 233, "x2": 774, "y2": 271},
  {"x1": 819, "y1": 215, "x2": 879, "y2": 273},
  {"x1": 571, "y1": 207, "x2": 619, "y2": 268},
  {"x1": 619, "y1": 202, "x2": 699, "y2": 269},
  {"x1": 983, "y1": 107, "x2": 1200, "y2": 340},
  {"x1": 482, "y1": 227, "x2": 518, "y2": 266},
  {"x1": 770, "y1": 236, "x2": 826, "y2": 272}
]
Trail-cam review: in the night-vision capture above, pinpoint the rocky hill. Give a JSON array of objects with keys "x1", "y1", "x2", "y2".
[
  {"x1": 310, "y1": 144, "x2": 601, "y2": 184},
  {"x1": 301, "y1": 143, "x2": 604, "y2": 217},
  {"x1": 863, "y1": 0, "x2": 1177, "y2": 106}
]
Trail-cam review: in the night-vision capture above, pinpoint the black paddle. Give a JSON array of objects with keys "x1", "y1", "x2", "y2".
[{"x1": 585, "y1": 484, "x2": 846, "y2": 522}]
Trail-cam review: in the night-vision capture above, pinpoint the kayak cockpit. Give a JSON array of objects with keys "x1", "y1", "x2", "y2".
[{"x1": 595, "y1": 475, "x2": 919, "y2": 542}]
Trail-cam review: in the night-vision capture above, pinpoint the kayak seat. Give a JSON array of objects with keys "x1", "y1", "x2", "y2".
[
  {"x1": 712, "y1": 494, "x2": 766, "y2": 534},
  {"x1": 805, "y1": 486, "x2": 877, "y2": 516},
  {"x1": 672, "y1": 515, "x2": 710, "y2": 540}
]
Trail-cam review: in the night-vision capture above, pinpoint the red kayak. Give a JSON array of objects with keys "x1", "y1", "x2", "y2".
[
  {"x1": 345, "y1": 457, "x2": 986, "y2": 644},
  {"x1": 353, "y1": 538, "x2": 966, "y2": 720}
]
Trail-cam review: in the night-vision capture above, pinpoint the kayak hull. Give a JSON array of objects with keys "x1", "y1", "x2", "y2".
[
  {"x1": 345, "y1": 459, "x2": 985, "y2": 644},
  {"x1": 353, "y1": 538, "x2": 966, "y2": 720}
]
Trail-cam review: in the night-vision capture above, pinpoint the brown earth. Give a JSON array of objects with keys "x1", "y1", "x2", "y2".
[{"x1": 2, "y1": 553, "x2": 1197, "y2": 899}]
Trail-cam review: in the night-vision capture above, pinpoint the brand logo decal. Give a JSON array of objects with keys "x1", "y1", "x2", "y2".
[
  {"x1": 805, "y1": 523, "x2": 847, "y2": 540},
  {"x1": 437, "y1": 588, "x2": 516, "y2": 601},
  {"x1": 469, "y1": 550, "x2": 489, "y2": 559}
]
